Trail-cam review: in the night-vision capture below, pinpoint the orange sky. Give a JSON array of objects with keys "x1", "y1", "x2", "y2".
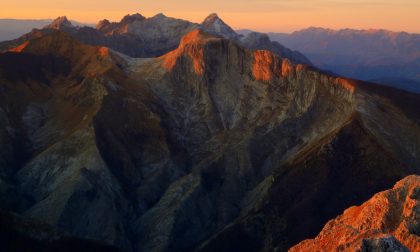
[{"x1": 0, "y1": 0, "x2": 419, "y2": 33}]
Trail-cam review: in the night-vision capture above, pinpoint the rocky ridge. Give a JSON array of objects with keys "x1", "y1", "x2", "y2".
[
  {"x1": 290, "y1": 175, "x2": 420, "y2": 252},
  {"x1": 0, "y1": 13, "x2": 311, "y2": 64}
]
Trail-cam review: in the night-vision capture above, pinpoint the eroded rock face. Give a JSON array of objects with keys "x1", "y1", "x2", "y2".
[
  {"x1": 0, "y1": 29, "x2": 419, "y2": 252},
  {"x1": 289, "y1": 175, "x2": 420, "y2": 252}
]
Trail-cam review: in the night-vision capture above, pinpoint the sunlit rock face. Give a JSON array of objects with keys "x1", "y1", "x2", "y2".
[
  {"x1": 0, "y1": 29, "x2": 419, "y2": 252},
  {"x1": 290, "y1": 175, "x2": 420, "y2": 252}
]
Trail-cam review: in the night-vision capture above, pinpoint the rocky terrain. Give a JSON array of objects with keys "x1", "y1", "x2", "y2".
[
  {"x1": 0, "y1": 14, "x2": 310, "y2": 65},
  {"x1": 290, "y1": 175, "x2": 420, "y2": 252},
  {"x1": 0, "y1": 20, "x2": 419, "y2": 252},
  {"x1": 254, "y1": 27, "x2": 420, "y2": 93}
]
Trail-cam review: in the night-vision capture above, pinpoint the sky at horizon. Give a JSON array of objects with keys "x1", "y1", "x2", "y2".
[{"x1": 0, "y1": 0, "x2": 419, "y2": 33}]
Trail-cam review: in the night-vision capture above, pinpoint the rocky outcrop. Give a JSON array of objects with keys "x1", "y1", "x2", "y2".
[
  {"x1": 290, "y1": 175, "x2": 420, "y2": 252},
  {"x1": 0, "y1": 29, "x2": 419, "y2": 252}
]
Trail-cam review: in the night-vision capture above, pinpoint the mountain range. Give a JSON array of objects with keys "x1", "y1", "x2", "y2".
[
  {"x1": 243, "y1": 27, "x2": 420, "y2": 93},
  {"x1": 4, "y1": 17, "x2": 419, "y2": 94},
  {"x1": 0, "y1": 13, "x2": 419, "y2": 252},
  {"x1": 0, "y1": 19, "x2": 92, "y2": 42},
  {"x1": 0, "y1": 14, "x2": 310, "y2": 65}
]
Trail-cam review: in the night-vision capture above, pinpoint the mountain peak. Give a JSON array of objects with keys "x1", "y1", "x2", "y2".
[
  {"x1": 201, "y1": 13, "x2": 237, "y2": 39},
  {"x1": 45, "y1": 16, "x2": 74, "y2": 30},
  {"x1": 203, "y1": 13, "x2": 220, "y2": 23},
  {"x1": 120, "y1": 13, "x2": 145, "y2": 24},
  {"x1": 96, "y1": 19, "x2": 111, "y2": 30}
]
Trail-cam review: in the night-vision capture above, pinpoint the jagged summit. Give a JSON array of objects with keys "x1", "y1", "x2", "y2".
[
  {"x1": 201, "y1": 13, "x2": 237, "y2": 39},
  {"x1": 45, "y1": 16, "x2": 74, "y2": 30},
  {"x1": 96, "y1": 19, "x2": 111, "y2": 30},
  {"x1": 120, "y1": 13, "x2": 145, "y2": 24},
  {"x1": 1, "y1": 12, "x2": 310, "y2": 63},
  {"x1": 202, "y1": 13, "x2": 220, "y2": 23}
]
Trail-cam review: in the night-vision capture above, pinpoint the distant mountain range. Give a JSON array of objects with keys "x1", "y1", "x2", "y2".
[
  {"x1": 238, "y1": 27, "x2": 420, "y2": 93},
  {"x1": 0, "y1": 19, "x2": 92, "y2": 41}
]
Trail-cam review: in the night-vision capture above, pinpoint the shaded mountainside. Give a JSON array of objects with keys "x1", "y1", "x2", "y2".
[
  {"x1": 0, "y1": 13, "x2": 311, "y2": 65},
  {"x1": 257, "y1": 27, "x2": 420, "y2": 93},
  {"x1": 0, "y1": 29, "x2": 419, "y2": 252},
  {"x1": 0, "y1": 212, "x2": 118, "y2": 252},
  {"x1": 290, "y1": 175, "x2": 420, "y2": 252}
]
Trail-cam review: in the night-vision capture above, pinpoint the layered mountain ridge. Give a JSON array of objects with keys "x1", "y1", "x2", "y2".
[
  {"x1": 0, "y1": 25, "x2": 419, "y2": 252},
  {"x1": 0, "y1": 13, "x2": 311, "y2": 65}
]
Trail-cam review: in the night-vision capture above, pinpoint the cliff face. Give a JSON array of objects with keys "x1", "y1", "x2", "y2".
[
  {"x1": 0, "y1": 29, "x2": 419, "y2": 252},
  {"x1": 290, "y1": 175, "x2": 420, "y2": 252}
]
